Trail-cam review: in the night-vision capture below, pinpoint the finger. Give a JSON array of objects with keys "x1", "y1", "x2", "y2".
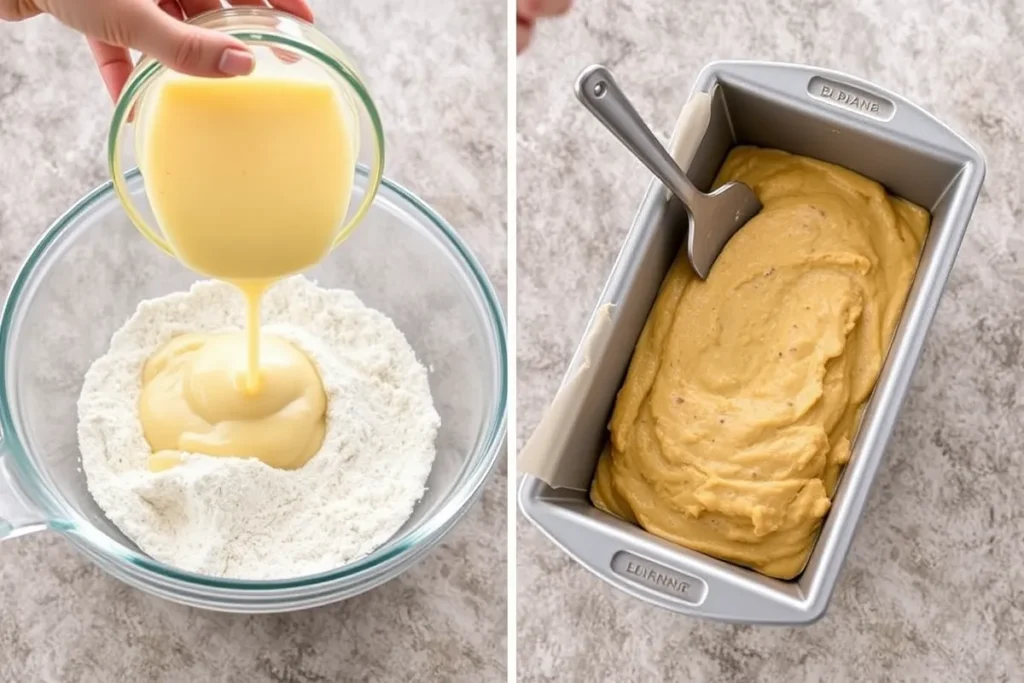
[
  {"x1": 516, "y1": 19, "x2": 532, "y2": 55},
  {"x1": 226, "y1": 0, "x2": 309, "y2": 62},
  {"x1": 0, "y1": 0, "x2": 42, "y2": 21},
  {"x1": 156, "y1": 0, "x2": 185, "y2": 21},
  {"x1": 267, "y1": 0, "x2": 314, "y2": 23},
  {"x1": 518, "y1": 0, "x2": 572, "y2": 21},
  {"x1": 87, "y1": 38, "x2": 134, "y2": 101},
  {"x1": 178, "y1": 0, "x2": 222, "y2": 18},
  {"x1": 226, "y1": 0, "x2": 314, "y2": 23},
  {"x1": 270, "y1": 46, "x2": 301, "y2": 64},
  {"x1": 123, "y1": 2, "x2": 255, "y2": 78}
]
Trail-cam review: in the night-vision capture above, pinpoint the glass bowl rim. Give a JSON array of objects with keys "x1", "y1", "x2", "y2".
[{"x1": 0, "y1": 167, "x2": 508, "y2": 591}]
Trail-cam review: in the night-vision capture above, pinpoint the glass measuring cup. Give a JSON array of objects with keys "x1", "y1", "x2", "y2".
[{"x1": 107, "y1": 7, "x2": 385, "y2": 257}]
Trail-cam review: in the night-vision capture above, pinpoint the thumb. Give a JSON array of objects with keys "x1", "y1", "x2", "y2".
[{"x1": 123, "y1": 2, "x2": 255, "y2": 78}]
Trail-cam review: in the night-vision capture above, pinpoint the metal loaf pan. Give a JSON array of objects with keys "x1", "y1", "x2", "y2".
[{"x1": 518, "y1": 61, "x2": 985, "y2": 624}]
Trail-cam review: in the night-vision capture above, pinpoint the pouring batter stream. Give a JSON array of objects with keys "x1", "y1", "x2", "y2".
[{"x1": 137, "y1": 69, "x2": 355, "y2": 471}]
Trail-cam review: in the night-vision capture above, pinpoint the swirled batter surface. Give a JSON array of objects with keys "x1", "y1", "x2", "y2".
[{"x1": 590, "y1": 147, "x2": 929, "y2": 579}]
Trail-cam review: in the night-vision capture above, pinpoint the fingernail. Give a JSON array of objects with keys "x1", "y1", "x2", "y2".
[{"x1": 218, "y1": 48, "x2": 255, "y2": 76}]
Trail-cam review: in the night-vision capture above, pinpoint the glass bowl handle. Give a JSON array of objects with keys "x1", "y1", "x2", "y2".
[{"x1": 0, "y1": 438, "x2": 48, "y2": 540}]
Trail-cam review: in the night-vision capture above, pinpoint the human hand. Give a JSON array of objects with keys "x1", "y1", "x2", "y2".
[
  {"x1": 0, "y1": 0, "x2": 314, "y2": 101},
  {"x1": 517, "y1": 0, "x2": 571, "y2": 54}
]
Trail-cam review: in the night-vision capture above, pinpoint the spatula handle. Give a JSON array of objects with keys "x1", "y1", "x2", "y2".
[{"x1": 575, "y1": 65, "x2": 701, "y2": 208}]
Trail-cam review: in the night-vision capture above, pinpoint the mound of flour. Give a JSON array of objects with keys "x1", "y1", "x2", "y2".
[{"x1": 77, "y1": 276, "x2": 439, "y2": 580}]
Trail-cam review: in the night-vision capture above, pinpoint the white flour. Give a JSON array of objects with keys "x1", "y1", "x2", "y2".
[{"x1": 77, "y1": 276, "x2": 440, "y2": 580}]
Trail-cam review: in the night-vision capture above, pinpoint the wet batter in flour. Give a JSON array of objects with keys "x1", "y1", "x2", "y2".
[{"x1": 78, "y1": 277, "x2": 439, "y2": 580}]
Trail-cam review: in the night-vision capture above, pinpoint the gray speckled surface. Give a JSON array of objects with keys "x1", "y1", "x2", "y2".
[
  {"x1": 0, "y1": 2, "x2": 506, "y2": 682},
  {"x1": 518, "y1": 1, "x2": 1024, "y2": 681}
]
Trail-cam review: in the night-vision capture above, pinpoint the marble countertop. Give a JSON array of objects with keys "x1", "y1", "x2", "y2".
[
  {"x1": 0, "y1": 2, "x2": 506, "y2": 682},
  {"x1": 517, "y1": 1, "x2": 1024, "y2": 681}
]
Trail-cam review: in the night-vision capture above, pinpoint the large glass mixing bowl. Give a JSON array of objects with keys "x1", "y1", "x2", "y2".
[{"x1": 0, "y1": 170, "x2": 506, "y2": 612}]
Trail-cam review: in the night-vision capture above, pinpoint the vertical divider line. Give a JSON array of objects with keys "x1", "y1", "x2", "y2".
[{"x1": 506, "y1": 0, "x2": 518, "y2": 680}]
